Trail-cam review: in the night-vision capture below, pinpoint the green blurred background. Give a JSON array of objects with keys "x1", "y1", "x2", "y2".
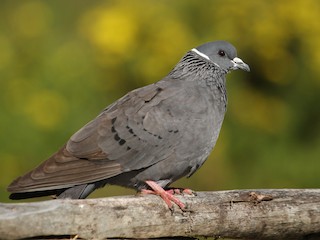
[{"x1": 1, "y1": 0, "x2": 319, "y2": 203}]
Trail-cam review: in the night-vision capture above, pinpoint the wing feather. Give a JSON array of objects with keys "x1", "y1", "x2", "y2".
[{"x1": 8, "y1": 80, "x2": 186, "y2": 193}]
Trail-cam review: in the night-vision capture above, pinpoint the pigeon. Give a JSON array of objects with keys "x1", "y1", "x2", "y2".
[{"x1": 8, "y1": 40, "x2": 249, "y2": 210}]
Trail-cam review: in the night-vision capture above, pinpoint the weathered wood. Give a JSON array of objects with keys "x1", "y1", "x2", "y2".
[{"x1": 0, "y1": 189, "x2": 319, "y2": 239}]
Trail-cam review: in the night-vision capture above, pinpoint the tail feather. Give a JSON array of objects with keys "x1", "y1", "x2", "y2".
[
  {"x1": 9, "y1": 189, "x2": 64, "y2": 200},
  {"x1": 56, "y1": 184, "x2": 96, "y2": 199},
  {"x1": 9, "y1": 182, "x2": 104, "y2": 200}
]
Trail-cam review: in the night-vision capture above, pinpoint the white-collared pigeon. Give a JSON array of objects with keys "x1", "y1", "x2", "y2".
[{"x1": 8, "y1": 40, "x2": 250, "y2": 210}]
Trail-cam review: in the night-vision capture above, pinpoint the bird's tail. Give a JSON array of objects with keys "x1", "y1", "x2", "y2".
[
  {"x1": 9, "y1": 183, "x2": 97, "y2": 200},
  {"x1": 56, "y1": 183, "x2": 96, "y2": 199},
  {"x1": 9, "y1": 189, "x2": 64, "y2": 200}
]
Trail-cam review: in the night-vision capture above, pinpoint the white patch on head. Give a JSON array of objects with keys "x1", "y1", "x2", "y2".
[{"x1": 191, "y1": 48, "x2": 210, "y2": 61}]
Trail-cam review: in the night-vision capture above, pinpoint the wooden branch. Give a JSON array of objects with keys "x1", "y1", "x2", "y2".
[{"x1": 0, "y1": 189, "x2": 319, "y2": 239}]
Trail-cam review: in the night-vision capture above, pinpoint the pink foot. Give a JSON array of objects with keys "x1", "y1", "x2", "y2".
[
  {"x1": 141, "y1": 180, "x2": 192, "y2": 210},
  {"x1": 165, "y1": 187, "x2": 195, "y2": 195}
]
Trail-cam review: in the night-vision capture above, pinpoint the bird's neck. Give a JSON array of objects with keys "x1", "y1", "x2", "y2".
[{"x1": 168, "y1": 52, "x2": 227, "y2": 90}]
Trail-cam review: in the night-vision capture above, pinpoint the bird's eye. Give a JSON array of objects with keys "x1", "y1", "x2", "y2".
[{"x1": 218, "y1": 50, "x2": 225, "y2": 57}]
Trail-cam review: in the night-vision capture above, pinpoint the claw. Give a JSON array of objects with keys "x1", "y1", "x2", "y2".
[
  {"x1": 142, "y1": 180, "x2": 187, "y2": 210},
  {"x1": 182, "y1": 188, "x2": 195, "y2": 195}
]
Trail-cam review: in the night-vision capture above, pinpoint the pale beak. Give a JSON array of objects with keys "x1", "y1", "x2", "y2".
[{"x1": 232, "y1": 57, "x2": 250, "y2": 72}]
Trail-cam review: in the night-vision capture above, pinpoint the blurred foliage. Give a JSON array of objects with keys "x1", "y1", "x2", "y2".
[{"x1": 0, "y1": 0, "x2": 319, "y2": 202}]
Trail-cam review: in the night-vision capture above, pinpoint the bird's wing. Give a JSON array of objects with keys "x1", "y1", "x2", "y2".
[
  {"x1": 7, "y1": 145, "x2": 122, "y2": 192},
  {"x1": 8, "y1": 81, "x2": 184, "y2": 192},
  {"x1": 67, "y1": 81, "x2": 183, "y2": 169}
]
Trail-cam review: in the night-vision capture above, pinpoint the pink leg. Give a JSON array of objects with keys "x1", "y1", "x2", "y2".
[{"x1": 142, "y1": 180, "x2": 187, "y2": 210}]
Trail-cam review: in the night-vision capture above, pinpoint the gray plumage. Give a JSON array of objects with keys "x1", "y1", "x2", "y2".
[{"x1": 8, "y1": 40, "x2": 249, "y2": 200}]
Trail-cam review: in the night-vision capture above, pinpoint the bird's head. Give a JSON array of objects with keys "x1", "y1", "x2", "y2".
[{"x1": 192, "y1": 40, "x2": 250, "y2": 72}]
